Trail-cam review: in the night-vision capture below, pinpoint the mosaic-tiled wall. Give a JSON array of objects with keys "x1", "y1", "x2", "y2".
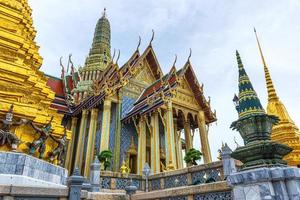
[
  {"x1": 194, "y1": 191, "x2": 232, "y2": 200},
  {"x1": 109, "y1": 103, "x2": 117, "y2": 169},
  {"x1": 159, "y1": 119, "x2": 165, "y2": 151},
  {"x1": 95, "y1": 108, "x2": 103, "y2": 154},
  {"x1": 161, "y1": 196, "x2": 188, "y2": 200},
  {"x1": 120, "y1": 96, "x2": 138, "y2": 166}
]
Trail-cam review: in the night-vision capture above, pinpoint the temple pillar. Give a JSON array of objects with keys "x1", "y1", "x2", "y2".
[
  {"x1": 151, "y1": 112, "x2": 160, "y2": 174},
  {"x1": 84, "y1": 109, "x2": 99, "y2": 177},
  {"x1": 164, "y1": 101, "x2": 177, "y2": 170},
  {"x1": 177, "y1": 130, "x2": 183, "y2": 169},
  {"x1": 184, "y1": 118, "x2": 193, "y2": 152},
  {"x1": 75, "y1": 110, "x2": 89, "y2": 171},
  {"x1": 100, "y1": 98, "x2": 112, "y2": 152},
  {"x1": 197, "y1": 110, "x2": 212, "y2": 163},
  {"x1": 113, "y1": 100, "x2": 122, "y2": 171},
  {"x1": 137, "y1": 118, "x2": 146, "y2": 175},
  {"x1": 173, "y1": 118, "x2": 180, "y2": 169},
  {"x1": 65, "y1": 117, "x2": 78, "y2": 173}
]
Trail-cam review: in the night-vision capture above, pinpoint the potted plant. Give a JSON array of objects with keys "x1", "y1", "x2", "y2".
[
  {"x1": 184, "y1": 148, "x2": 202, "y2": 166},
  {"x1": 98, "y1": 150, "x2": 113, "y2": 170}
]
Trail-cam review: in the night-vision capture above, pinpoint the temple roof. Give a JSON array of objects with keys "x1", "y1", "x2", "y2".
[
  {"x1": 122, "y1": 60, "x2": 217, "y2": 124},
  {"x1": 46, "y1": 75, "x2": 70, "y2": 113},
  {"x1": 235, "y1": 50, "x2": 265, "y2": 119}
]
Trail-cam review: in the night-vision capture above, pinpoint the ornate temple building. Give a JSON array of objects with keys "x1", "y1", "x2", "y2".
[
  {"x1": 48, "y1": 10, "x2": 217, "y2": 176},
  {"x1": 254, "y1": 30, "x2": 300, "y2": 167},
  {"x1": 0, "y1": 0, "x2": 68, "y2": 155}
]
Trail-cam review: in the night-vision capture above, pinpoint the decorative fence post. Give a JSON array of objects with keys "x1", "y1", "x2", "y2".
[
  {"x1": 68, "y1": 167, "x2": 85, "y2": 200},
  {"x1": 142, "y1": 163, "x2": 151, "y2": 192},
  {"x1": 90, "y1": 156, "x2": 101, "y2": 192},
  {"x1": 221, "y1": 143, "x2": 236, "y2": 179}
]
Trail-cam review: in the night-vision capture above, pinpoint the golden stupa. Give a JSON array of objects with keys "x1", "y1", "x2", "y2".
[
  {"x1": 0, "y1": 0, "x2": 68, "y2": 154},
  {"x1": 255, "y1": 29, "x2": 300, "y2": 167}
]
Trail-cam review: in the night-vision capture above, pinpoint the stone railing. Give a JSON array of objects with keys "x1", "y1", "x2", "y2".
[
  {"x1": 149, "y1": 161, "x2": 226, "y2": 191},
  {"x1": 100, "y1": 171, "x2": 145, "y2": 191},
  {"x1": 132, "y1": 181, "x2": 232, "y2": 200},
  {"x1": 0, "y1": 185, "x2": 68, "y2": 200}
]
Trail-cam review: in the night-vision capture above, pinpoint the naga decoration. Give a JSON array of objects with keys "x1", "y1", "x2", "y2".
[
  {"x1": 29, "y1": 116, "x2": 53, "y2": 158},
  {"x1": 0, "y1": 104, "x2": 27, "y2": 151},
  {"x1": 48, "y1": 128, "x2": 67, "y2": 166}
]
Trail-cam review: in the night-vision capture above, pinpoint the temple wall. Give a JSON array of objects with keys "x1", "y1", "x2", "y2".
[
  {"x1": 95, "y1": 108, "x2": 103, "y2": 154},
  {"x1": 109, "y1": 103, "x2": 117, "y2": 169},
  {"x1": 120, "y1": 96, "x2": 138, "y2": 167}
]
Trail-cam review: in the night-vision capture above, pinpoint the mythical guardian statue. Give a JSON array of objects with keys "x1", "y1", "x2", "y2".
[
  {"x1": 48, "y1": 129, "x2": 67, "y2": 166},
  {"x1": 28, "y1": 116, "x2": 53, "y2": 158},
  {"x1": 0, "y1": 104, "x2": 27, "y2": 151}
]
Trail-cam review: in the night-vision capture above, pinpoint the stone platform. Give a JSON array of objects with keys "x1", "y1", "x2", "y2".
[
  {"x1": 227, "y1": 167, "x2": 300, "y2": 199},
  {"x1": 0, "y1": 151, "x2": 68, "y2": 187}
]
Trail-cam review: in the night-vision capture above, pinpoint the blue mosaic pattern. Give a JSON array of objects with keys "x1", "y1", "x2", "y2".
[
  {"x1": 121, "y1": 96, "x2": 136, "y2": 118},
  {"x1": 95, "y1": 109, "x2": 103, "y2": 154},
  {"x1": 101, "y1": 177, "x2": 111, "y2": 189},
  {"x1": 150, "y1": 178, "x2": 161, "y2": 190},
  {"x1": 159, "y1": 119, "x2": 165, "y2": 151},
  {"x1": 192, "y1": 168, "x2": 222, "y2": 184},
  {"x1": 83, "y1": 114, "x2": 91, "y2": 163},
  {"x1": 161, "y1": 196, "x2": 188, "y2": 200},
  {"x1": 194, "y1": 191, "x2": 232, "y2": 200},
  {"x1": 165, "y1": 174, "x2": 188, "y2": 188},
  {"x1": 120, "y1": 122, "x2": 138, "y2": 167},
  {"x1": 109, "y1": 103, "x2": 117, "y2": 169},
  {"x1": 116, "y1": 178, "x2": 141, "y2": 190}
]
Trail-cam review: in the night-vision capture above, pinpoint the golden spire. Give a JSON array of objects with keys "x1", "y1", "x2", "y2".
[{"x1": 254, "y1": 28, "x2": 278, "y2": 101}]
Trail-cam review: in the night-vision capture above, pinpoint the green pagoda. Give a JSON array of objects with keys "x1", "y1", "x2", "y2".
[{"x1": 231, "y1": 51, "x2": 292, "y2": 170}]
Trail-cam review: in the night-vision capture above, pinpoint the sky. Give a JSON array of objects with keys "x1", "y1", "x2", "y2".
[{"x1": 28, "y1": 0, "x2": 300, "y2": 162}]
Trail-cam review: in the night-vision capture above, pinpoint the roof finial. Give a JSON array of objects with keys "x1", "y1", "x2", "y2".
[
  {"x1": 150, "y1": 29, "x2": 155, "y2": 45},
  {"x1": 172, "y1": 54, "x2": 177, "y2": 67},
  {"x1": 254, "y1": 28, "x2": 278, "y2": 101},
  {"x1": 136, "y1": 36, "x2": 141, "y2": 51},
  {"x1": 188, "y1": 48, "x2": 192, "y2": 61},
  {"x1": 116, "y1": 49, "x2": 120, "y2": 65},
  {"x1": 102, "y1": 8, "x2": 107, "y2": 18},
  {"x1": 112, "y1": 48, "x2": 116, "y2": 62}
]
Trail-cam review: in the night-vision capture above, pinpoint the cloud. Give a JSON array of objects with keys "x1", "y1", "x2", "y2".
[{"x1": 29, "y1": 0, "x2": 300, "y2": 162}]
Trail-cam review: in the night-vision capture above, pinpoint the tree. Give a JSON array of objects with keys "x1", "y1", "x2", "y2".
[
  {"x1": 184, "y1": 148, "x2": 202, "y2": 166},
  {"x1": 98, "y1": 150, "x2": 113, "y2": 170}
]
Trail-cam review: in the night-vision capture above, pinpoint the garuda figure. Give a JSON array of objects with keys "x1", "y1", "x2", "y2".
[
  {"x1": 0, "y1": 104, "x2": 27, "y2": 151},
  {"x1": 29, "y1": 116, "x2": 53, "y2": 158},
  {"x1": 48, "y1": 129, "x2": 67, "y2": 166}
]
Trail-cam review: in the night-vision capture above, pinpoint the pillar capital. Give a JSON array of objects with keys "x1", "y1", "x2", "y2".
[
  {"x1": 91, "y1": 108, "x2": 98, "y2": 119},
  {"x1": 82, "y1": 109, "x2": 89, "y2": 117}
]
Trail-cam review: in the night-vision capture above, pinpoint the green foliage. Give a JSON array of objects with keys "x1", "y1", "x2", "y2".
[
  {"x1": 184, "y1": 148, "x2": 202, "y2": 166},
  {"x1": 98, "y1": 150, "x2": 113, "y2": 170}
]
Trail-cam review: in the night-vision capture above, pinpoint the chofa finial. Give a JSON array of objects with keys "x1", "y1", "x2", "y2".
[
  {"x1": 136, "y1": 36, "x2": 141, "y2": 51},
  {"x1": 188, "y1": 48, "x2": 192, "y2": 61},
  {"x1": 172, "y1": 54, "x2": 177, "y2": 67},
  {"x1": 116, "y1": 49, "x2": 121, "y2": 64},
  {"x1": 150, "y1": 29, "x2": 155, "y2": 45}
]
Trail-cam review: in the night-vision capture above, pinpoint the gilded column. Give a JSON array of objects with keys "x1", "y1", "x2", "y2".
[
  {"x1": 184, "y1": 119, "x2": 193, "y2": 152},
  {"x1": 197, "y1": 111, "x2": 212, "y2": 163},
  {"x1": 177, "y1": 130, "x2": 183, "y2": 169},
  {"x1": 173, "y1": 118, "x2": 179, "y2": 169},
  {"x1": 75, "y1": 109, "x2": 89, "y2": 171},
  {"x1": 164, "y1": 101, "x2": 177, "y2": 170},
  {"x1": 65, "y1": 117, "x2": 78, "y2": 172},
  {"x1": 151, "y1": 112, "x2": 160, "y2": 174},
  {"x1": 100, "y1": 98, "x2": 112, "y2": 152},
  {"x1": 113, "y1": 100, "x2": 122, "y2": 171},
  {"x1": 137, "y1": 118, "x2": 146, "y2": 175},
  {"x1": 84, "y1": 108, "x2": 99, "y2": 177}
]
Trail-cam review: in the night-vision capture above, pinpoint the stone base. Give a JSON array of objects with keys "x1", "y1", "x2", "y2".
[
  {"x1": 227, "y1": 167, "x2": 300, "y2": 200},
  {"x1": 0, "y1": 151, "x2": 68, "y2": 186}
]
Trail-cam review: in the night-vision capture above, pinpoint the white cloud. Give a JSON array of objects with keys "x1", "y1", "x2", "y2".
[{"x1": 29, "y1": 0, "x2": 300, "y2": 162}]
